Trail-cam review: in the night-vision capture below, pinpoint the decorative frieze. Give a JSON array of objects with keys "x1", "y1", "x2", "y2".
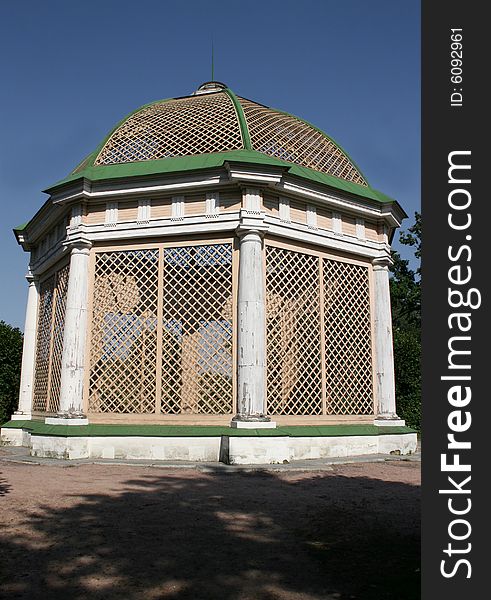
[
  {"x1": 332, "y1": 211, "x2": 342, "y2": 234},
  {"x1": 137, "y1": 198, "x2": 152, "y2": 223},
  {"x1": 171, "y1": 195, "x2": 185, "y2": 220},
  {"x1": 243, "y1": 188, "x2": 261, "y2": 213},
  {"x1": 205, "y1": 192, "x2": 220, "y2": 217},
  {"x1": 356, "y1": 217, "x2": 366, "y2": 240},
  {"x1": 104, "y1": 202, "x2": 118, "y2": 226},
  {"x1": 306, "y1": 204, "x2": 318, "y2": 229},
  {"x1": 70, "y1": 205, "x2": 83, "y2": 229},
  {"x1": 279, "y1": 197, "x2": 291, "y2": 222}
]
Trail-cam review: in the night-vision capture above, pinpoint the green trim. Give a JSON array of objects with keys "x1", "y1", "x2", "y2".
[
  {"x1": 46, "y1": 149, "x2": 395, "y2": 205},
  {"x1": 223, "y1": 88, "x2": 252, "y2": 150},
  {"x1": 2, "y1": 420, "x2": 416, "y2": 438},
  {"x1": 13, "y1": 222, "x2": 28, "y2": 232},
  {"x1": 71, "y1": 151, "x2": 97, "y2": 175}
]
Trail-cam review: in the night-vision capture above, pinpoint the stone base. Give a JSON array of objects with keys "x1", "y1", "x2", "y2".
[
  {"x1": 1, "y1": 422, "x2": 417, "y2": 463},
  {"x1": 11, "y1": 412, "x2": 32, "y2": 421},
  {"x1": 0, "y1": 426, "x2": 31, "y2": 446},
  {"x1": 226, "y1": 433, "x2": 417, "y2": 464},
  {"x1": 29, "y1": 435, "x2": 220, "y2": 461},
  {"x1": 374, "y1": 418, "x2": 406, "y2": 427},
  {"x1": 45, "y1": 417, "x2": 89, "y2": 426},
  {"x1": 230, "y1": 420, "x2": 277, "y2": 429}
]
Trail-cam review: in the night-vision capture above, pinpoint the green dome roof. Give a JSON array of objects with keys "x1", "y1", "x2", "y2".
[
  {"x1": 42, "y1": 82, "x2": 403, "y2": 206},
  {"x1": 71, "y1": 82, "x2": 367, "y2": 187}
]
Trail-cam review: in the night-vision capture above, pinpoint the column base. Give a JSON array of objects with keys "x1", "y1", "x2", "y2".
[
  {"x1": 230, "y1": 415, "x2": 277, "y2": 429},
  {"x1": 11, "y1": 411, "x2": 32, "y2": 421},
  {"x1": 374, "y1": 416, "x2": 406, "y2": 427},
  {"x1": 45, "y1": 412, "x2": 89, "y2": 426}
]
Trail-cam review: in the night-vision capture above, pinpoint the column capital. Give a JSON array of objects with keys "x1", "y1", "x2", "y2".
[
  {"x1": 237, "y1": 208, "x2": 269, "y2": 236},
  {"x1": 372, "y1": 256, "x2": 393, "y2": 271},
  {"x1": 236, "y1": 226, "x2": 267, "y2": 241},
  {"x1": 25, "y1": 269, "x2": 39, "y2": 284},
  {"x1": 63, "y1": 235, "x2": 92, "y2": 255}
]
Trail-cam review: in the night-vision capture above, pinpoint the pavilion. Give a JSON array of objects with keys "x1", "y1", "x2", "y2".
[{"x1": 1, "y1": 82, "x2": 416, "y2": 462}]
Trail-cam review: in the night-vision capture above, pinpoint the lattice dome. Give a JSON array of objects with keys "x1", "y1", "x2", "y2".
[{"x1": 87, "y1": 82, "x2": 367, "y2": 186}]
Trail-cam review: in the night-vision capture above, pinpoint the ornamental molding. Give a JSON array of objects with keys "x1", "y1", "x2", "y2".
[
  {"x1": 372, "y1": 256, "x2": 394, "y2": 270},
  {"x1": 47, "y1": 167, "x2": 401, "y2": 224},
  {"x1": 23, "y1": 165, "x2": 404, "y2": 254},
  {"x1": 51, "y1": 174, "x2": 223, "y2": 205},
  {"x1": 237, "y1": 208, "x2": 269, "y2": 235}
]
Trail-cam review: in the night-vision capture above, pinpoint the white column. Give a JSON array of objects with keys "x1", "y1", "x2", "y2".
[
  {"x1": 372, "y1": 257, "x2": 404, "y2": 426},
  {"x1": 232, "y1": 227, "x2": 274, "y2": 428},
  {"x1": 51, "y1": 238, "x2": 91, "y2": 424},
  {"x1": 12, "y1": 271, "x2": 39, "y2": 420}
]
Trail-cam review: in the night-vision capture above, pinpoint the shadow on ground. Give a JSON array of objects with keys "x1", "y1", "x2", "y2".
[
  {"x1": 0, "y1": 466, "x2": 420, "y2": 599},
  {"x1": 0, "y1": 474, "x2": 10, "y2": 496}
]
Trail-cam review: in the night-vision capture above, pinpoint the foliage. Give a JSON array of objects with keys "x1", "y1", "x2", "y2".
[
  {"x1": 0, "y1": 321, "x2": 24, "y2": 424},
  {"x1": 390, "y1": 212, "x2": 421, "y2": 431},
  {"x1": 399, "y1": 212, "x2": 421, "y2": 273},
  {"x1": 390, "y1": 250, "x2": 420, "y2": 330},
  {"x1": 392, "y1": 327, "x2": 421, "y2": 431}
]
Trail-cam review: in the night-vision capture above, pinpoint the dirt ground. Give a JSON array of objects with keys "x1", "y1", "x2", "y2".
[{"x1": 0, "y1": 458, "x2": 420, "y2": 600}]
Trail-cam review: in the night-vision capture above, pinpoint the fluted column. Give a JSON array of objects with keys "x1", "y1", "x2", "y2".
[
  {"x1": 372, "y1": 257, "x2": 404, "y2": 425},
  {"x1": 232, "y1": 210, "x2": 274, "y2": 428},
  {"x1": 12, "y1": 271, "x2": 39, "y2": 420},
  {"x1": 51, "y1": 238, "x2": 91, "y2": 424}
]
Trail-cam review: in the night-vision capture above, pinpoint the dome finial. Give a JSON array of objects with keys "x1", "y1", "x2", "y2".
[{"x1": 193, "y1": 81, "x2": 227, "y2": 95}]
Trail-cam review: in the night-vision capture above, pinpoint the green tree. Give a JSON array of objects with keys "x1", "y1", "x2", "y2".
[
  {"x1": 0, "y1": 321, "x2": 23, "y2": 424},
  {"x1": 390, "y1": 212, "x2": 421, "y2": 431}
]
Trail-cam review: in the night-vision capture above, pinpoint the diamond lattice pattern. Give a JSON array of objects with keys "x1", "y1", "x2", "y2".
[
  {"x1": 265, "y1": 245, "x2": 373, "y2": 416},
  {"x1": 47, "y1": 264, "x2": 70, "y2": 413},
  {"x1": 33, "y1": 277, "x2": 55, "y2": 412},
  {"x1": 323, "y1": 259, "x2": 373, "y2": 414},
  {"x1": 89, "y1": 249, "x2": 159, "y2": 413},
  {"x1": 88, "y1": 244, "x2": 233, "y2": 414},
  {"x1": 161, "y1": 244, "x2": 233, "y2": 414},
  {"x1": 266, "y1": 246, "x2": 323, "y2": 415},
  {"x1": 239, "y1": 98, "x2": 367, "y2": 185},
  {"x1": 32, "y1": 265, "x2": 70, "y2": 413},
  {"x1": 95, "y1": 93, "x2": 243, "y2": 165}
]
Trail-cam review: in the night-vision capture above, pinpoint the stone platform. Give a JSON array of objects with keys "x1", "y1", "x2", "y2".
[{"x1": 1, "y1": 421, "x2": 418, "y2": 465}]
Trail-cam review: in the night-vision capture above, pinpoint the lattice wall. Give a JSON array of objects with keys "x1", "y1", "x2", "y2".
[
  {"x1": 88, "y1": 243, "x2": 234, "y2": 415},
  {"x1": 32, "y1": 264, "x2": 70, "y2": 413},
  {"x1": 89, "y1": 249, "x2": 159, "y2": 413},
  {"x1": 161, "y1": 244, "x2": 233, "y2": 414},
  {"x1": 265, "y1": 244, "x2": 373, "y2": 415},
  {"x1": 266, "y1": 246, "x2": 322, "y2": 415},
  {"x1": 47, "y1": 265, "x2": 70, "y2": 413},
  {"x1": 323, "y1": 259, "x2": 373, "y2": 414},
  {"x1": 32, "y1": 278, "x2": 55, "y2": 412},
  {"x1": 95, "y1": 93, "x2": 243, "y2": 165},
  {"x1": 239, "y1": 98, "x2": 367, "y2": 185}
]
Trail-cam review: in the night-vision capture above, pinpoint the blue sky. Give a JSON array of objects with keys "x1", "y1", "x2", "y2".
[{"x1": 0, "y1": 0, "x2": 420, "y2": 329}]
